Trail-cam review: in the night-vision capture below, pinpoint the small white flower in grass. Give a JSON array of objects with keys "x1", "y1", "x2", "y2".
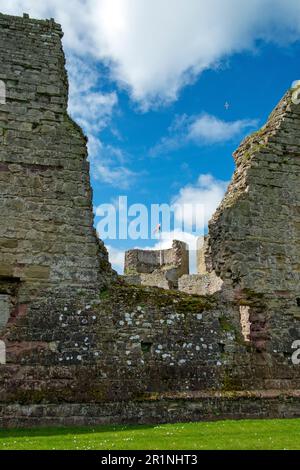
[{"x1": 77, "y1": 355, "x2": 82, "y2": 361}]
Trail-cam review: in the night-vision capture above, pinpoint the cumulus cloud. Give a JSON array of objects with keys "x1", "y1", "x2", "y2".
[
  {"x1": 188, "y1": 114, "x2": 258, "y2": 144},
  {"x1": 171, "y1": 174, "x2": 229, "y2": 230},
  {"x1": 1, "y1": 0, "x2": 300, "y2": 108},
  {"x1": 66, "y1": 55, "x2": 137, "y2": 187},
  {"x1": 93, "y1": 162, "x2": 138, "y2": 189},
  {"x1": 151, "y1": 113, "x2": 258, "y2": 155},
  {"x1": 67, "y1": 56, "x2": 118, "y2": 135},
  {"x1": 106, "y1": 244, "x2": 125, "y2": 273}
]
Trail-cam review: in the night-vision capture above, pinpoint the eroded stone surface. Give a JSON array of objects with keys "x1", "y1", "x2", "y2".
[
  {"x1": 124, "y1": 240, "x2": 189, "y2": 289},
  {"x1": 207, "y1": 87, "x2": 300, "y2": 351},
  {"x1": 0, "y1": 13, "x2": 113, "y2": 306},
  {"x1": 0, "y1": 12, "x2": 300, "y2": 427}
]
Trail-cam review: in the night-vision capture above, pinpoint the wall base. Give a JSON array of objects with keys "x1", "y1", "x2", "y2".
[{"x1": 1, "y1": 390, "x2": 300, "y2": 428}]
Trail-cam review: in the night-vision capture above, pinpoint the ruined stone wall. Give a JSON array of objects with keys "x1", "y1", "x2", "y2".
[
  {"x1": 124, "y1": 240, "x2": 189, "y2": 289},
  {"x1": 178, "y1": 273, "x2": 223, "y2": 296},
  {"x1": 1, "y1": 13, "x2": 300, "y2": 428},
  {"x1": 125, "y1": 240, "x2": 189, "y2": 276},
  {"x1": 208, "y1": 86, "x2": 300, "y2": 353},
  {"x1": 197, "y1": 236, "x2": 211, "y2": 274},
  {"x1": 0, "y1": 13, "x2": 112, "y2": 309},
  {"x1": 1, "y1": 281, "x2": 300, "y2": 428}
]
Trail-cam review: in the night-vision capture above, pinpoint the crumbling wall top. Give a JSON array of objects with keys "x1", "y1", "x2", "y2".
[
  {"x1": 0, "y1": 12, "x2": 63, "y2": 36},
  {"x1": 124, "y1": 240, "x2": 189, "y2": 277}
]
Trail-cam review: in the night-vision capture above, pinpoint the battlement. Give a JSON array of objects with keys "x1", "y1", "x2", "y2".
[{"x1": 0, "y1": 12, "x2": 63, "y2": 35}]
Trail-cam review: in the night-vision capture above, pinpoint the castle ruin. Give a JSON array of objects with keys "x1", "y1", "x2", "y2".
[
  {"x1": 0, "y1": 13, "x2": 300, "y2": 428},
  {"x1": 124, "y1": 240, "x2": 189, "y2": 289}
]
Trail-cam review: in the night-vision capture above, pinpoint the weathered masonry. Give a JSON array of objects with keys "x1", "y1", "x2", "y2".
[
  {"x1": 124, "y1": 240, "x2": 189, "y2": 289},
  {"x1": 0, "y1": 12, "x2": 112, "y2": 315},
  {"x1": 0, "y1": 13, "x2": 300, "y2": 428}
]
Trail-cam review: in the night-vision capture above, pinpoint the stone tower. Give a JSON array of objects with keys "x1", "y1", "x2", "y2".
[{"x1": 0, "y1": 13, "x2": 112, "y2": 314}]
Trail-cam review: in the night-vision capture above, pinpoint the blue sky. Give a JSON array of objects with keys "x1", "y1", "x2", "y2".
[
  {"x1": 90, "y1": 41, "x2": 300, "y2": 271},
  {"x1": 1, "y1": 1, "x2": 300, "y2": 272}
]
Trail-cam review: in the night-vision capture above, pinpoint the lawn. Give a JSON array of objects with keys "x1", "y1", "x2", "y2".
[{"x1": 0, "y1": 418, "x2": 299, "y2": 450}]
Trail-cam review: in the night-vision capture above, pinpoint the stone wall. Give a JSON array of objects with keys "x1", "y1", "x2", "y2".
[
  {"x1": 207, "y1": 85, "x2": 300, "y2": 353},
  {"x1": 125, "y1": 240, "x2": 189, "y2": 276},
  {"x1": 2, "y1": 391, "x2": 300, "y2": 428},
  {"x1": 123, "y1": 272, "x2": 170, "y2": 290},
  {"x1": 1, "y1": 12, "x2": 300, "y2": 428},
  {"x1": 197, "y1": 236, "x2": 210, "y2": 274},
  {"x1": 0, "y1": 13, "x2": 112, "y2": 311},
  {"x1": 124, "y1": 240, "x2": 189, "y2": 289},
  {"x1": 178, "y1": 273, "x2": 223, "y2": 296}
]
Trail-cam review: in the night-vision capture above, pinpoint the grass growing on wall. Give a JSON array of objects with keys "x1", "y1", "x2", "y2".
[{"x1": 0, "y1": 418, "x2": 300, "y2": 450}]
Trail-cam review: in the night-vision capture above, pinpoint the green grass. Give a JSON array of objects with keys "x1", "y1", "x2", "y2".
[{"x1": 0, "y1": 418, "x2": 300, "y2": 450}]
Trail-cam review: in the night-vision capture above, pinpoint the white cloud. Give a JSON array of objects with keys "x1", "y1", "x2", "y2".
[
  {"x1": 68, "y1": 61, "x2": 118, "y2": 135},
  {"x1": 93, "y1": 162, "x2": 138, "y2": 189},
  {"x1": 67, "y1": 54, "x2": 138, "y2": 188},
  {"x1": 66, "y1": 55, "x2": 136, "y2": 188},
  {"x1": 1, "y1": 1, "x2": 300, "y2": 108},
  {"x1": 106, "y1": 245, "x2": 125, "y2": 273},
  {"x1": 171, "y1": 174, "x2": 229, "y2": 230},
  {"x1": 188, "y1": 114, "x2": 258, "y2": 144},
  {"x1": 151, "y1": 113, "x2": 258, "y2": 155}
]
